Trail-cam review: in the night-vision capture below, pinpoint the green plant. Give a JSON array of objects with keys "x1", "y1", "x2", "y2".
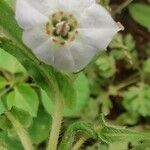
[{"x1": 0, "y1": 0, "x2": 150, "y2": 150}]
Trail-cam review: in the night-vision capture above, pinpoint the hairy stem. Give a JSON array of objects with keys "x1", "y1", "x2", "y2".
[
  {"x1": 72, "y1": 126, "x2": 100, "y2": 150},
  {"x1": 5, "y1": 112, "x2": 34, "y2": 150},
  {"x1": 47, "y1": 95, "x2": 64, "y2": 150},
  {"x1": 72, "y1": 136, "x2": 88, "y2": 150}
]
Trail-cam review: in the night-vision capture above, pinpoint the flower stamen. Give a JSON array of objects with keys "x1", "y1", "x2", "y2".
[
  {"x1": 45, "y1": 11, "x2": 79, "y2": 46},
  {"x1": 56, "y1": 21, "x2": 70, "y2": 37}
]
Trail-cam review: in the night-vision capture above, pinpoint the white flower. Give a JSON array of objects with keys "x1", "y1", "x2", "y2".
[{"x1": 16, "y1": 0, "x2": 121, "y2": 72}]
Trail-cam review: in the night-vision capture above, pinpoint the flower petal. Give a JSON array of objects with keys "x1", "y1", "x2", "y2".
[
  {"x1": 31, "y1": 40, "x2": 55, "y2": 66},
  {"x1": 78, "y1": 3, "x2": 120, "y2": 50},
  {"x1": 53, "y1": 46, "x2": 75, "y2": 72},
  {"x1": 58, "y1": 0, "x2": 95, "y2": 16},
  {"x1": 34, "y1": 42, "x2": 75, "y2": 72},
  {"x1": 22, "y1": 24, "x2": 49, "y2": 50},
  {"x1": 78, "y1": 28, "x2": 119, "y2": 50},
  {"x1": 24, "y1": 0, "x2": 57, "y2": 16},
  {"x1": 79, "y1": 3, "x2": 119, "y2": 29},
  {"x1": 68, "y1": 40, "x2": 97, "y2": 72},
  {"x1": 16, "y1": 0, "x2": 48, "y2": 29},
  {"x1": 23, "y1": 27, "x2": 75, "y2": 72}
]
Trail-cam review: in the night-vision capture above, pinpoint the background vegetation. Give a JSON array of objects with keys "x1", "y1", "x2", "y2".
[{"x1": 0, "y1": 0, "x2": 150, "y2": 149}]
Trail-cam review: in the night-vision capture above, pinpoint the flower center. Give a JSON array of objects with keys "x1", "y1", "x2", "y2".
[
  {"x1": 55, "y1": 21, "x2": 70, "y2": 37},
  {"x1": 45, "y1": 11, "x2": 79, "y2": 46}
]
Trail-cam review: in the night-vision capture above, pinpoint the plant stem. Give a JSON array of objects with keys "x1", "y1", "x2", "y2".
[
  {"x1": 112, "y1": 0, "x2": 134, "y2": 15},
  {"x1": 47, "y1": 95, "x2": 64, "y2": 150},
  {"x1": 5, "y1": 112, "x2": 34, "y2": 150},
  {"x1": 72, "y1": 126, "x2": 101, "y2": 150},
  {"x1": 72, "y1": 136, "x2": 88, "y2": 150}
]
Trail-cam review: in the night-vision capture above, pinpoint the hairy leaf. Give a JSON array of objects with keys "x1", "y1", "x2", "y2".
[{"x1": 98, "y1": 115, "x2": 150, "y2": 144}]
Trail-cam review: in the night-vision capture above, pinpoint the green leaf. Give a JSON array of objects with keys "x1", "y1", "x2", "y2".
[
  {"x1": 0, "y1": 131, "x2": 23, "y2": 150},
  {"x1": 128, "y1": 3, "x2": 150, "y2": 29},
  {"x1": 0, "y1": 98, "x2": 6, "y2": 115},
  {"x1": 28, "y1": 108, "x2": 51, "y2": 145},
  {"x1": 96, "y1": 54, "x2": 116, "y2": 78},
  {"x1": 0, "y1": 49, "x2": 26, "y2": 73},
  {"x1": 0, "y1": 0, "x2": 22, "y2": 42},
  {"x1": 98, "y1": 115, "x2": 150, "y2": 144},
  {"x1": 123, "y1": 83, "x2": 150, "y2": 117},
  {"x1": 124, "y1": 34, "x2": 135, "y2": 51},
  {"x1": 41, "y1": 73, "x2": 89, "y2": 116},
  {"x1": 11, "y1": 108, "x2": 33, "y2": 128},
  {"x1": 0, "y1": 76, "x2": 7, "y2": 89},
  {"x1": 7, "y1": 83, "x2": 39, "y2": 117}
]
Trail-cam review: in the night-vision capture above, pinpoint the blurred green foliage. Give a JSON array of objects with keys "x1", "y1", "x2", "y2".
[{"x1": 129, "y1": 3, "x2": 150, "y2": 30}]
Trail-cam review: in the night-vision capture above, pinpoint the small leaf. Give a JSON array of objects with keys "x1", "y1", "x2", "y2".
[
  {"x1": 7, "y1": 83, "x2": 39, "y2": 117},
  {"x1": 28, "y1": 108, "x2": 51, "y2": 145},
  {"x1": 0, "y1": 131, "x2": 23, "y2": 150},
  {"x1": 129, "y1": 3, "x2": 150, "y2": 29},
  {"x1": 123, "y1": 83, "x2": 150, "y2": 117},
  {"x1": 96, "y1": 54, "x2": 116, "y2": 78},
  {"x1": 0, "y1": 49, "x2": 26, "y2": 73}
]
